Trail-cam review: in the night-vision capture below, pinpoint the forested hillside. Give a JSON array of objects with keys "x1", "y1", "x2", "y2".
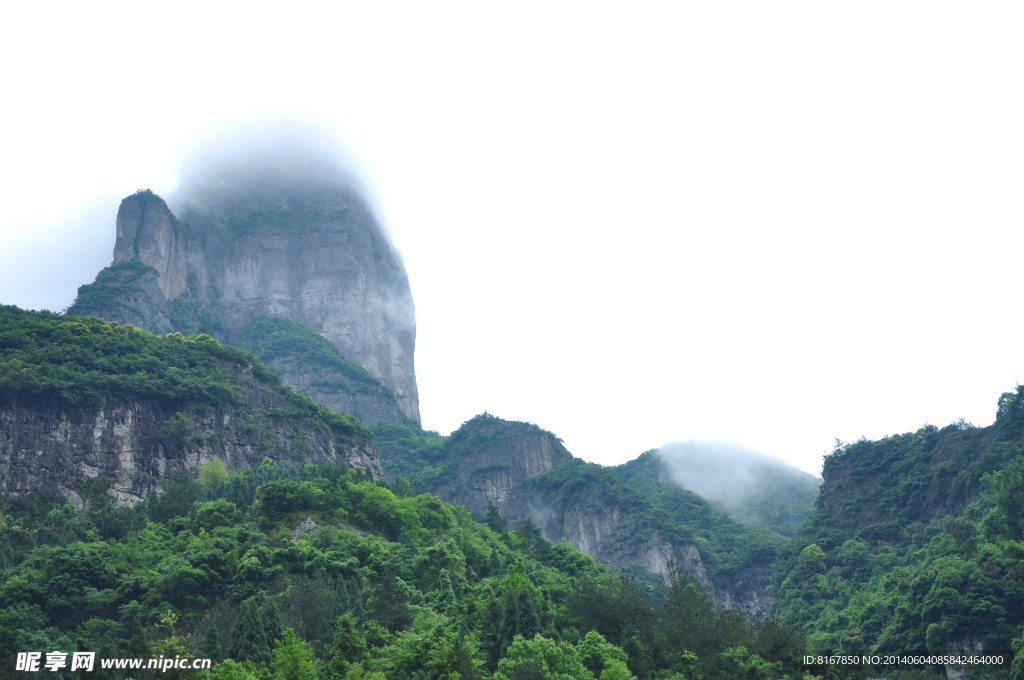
[
  {"x1": 10, "y1": 299, "x2": 1024, "y2": 679},
  {"x1": 773, "y1": 389, "x2": 1024, "y2": 665},
  {"x1": 0, "y1": 305, "x2": 811, "y2": 680},
  {"x1": 0, "y1": 458, "x2": 808, "y2": 680},
  {"x1": 371, "y1": 416, "x2": 798, "y2": 615}
]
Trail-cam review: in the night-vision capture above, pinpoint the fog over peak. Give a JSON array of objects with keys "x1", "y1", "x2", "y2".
[
  {"x1": 168, "y1": 122, "x2": 384, "y2": 235},
  {"x1": 658, "y1": 441, "x2": 821, "y2": 513}
]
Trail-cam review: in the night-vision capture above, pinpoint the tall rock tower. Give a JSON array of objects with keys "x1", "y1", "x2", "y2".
[{"x1": 70, "y1": 132, "x2": 420, "y2": 425}]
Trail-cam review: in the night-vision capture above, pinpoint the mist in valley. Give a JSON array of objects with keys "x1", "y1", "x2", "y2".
[{"x1": 658, "y1": 441, "x2": 821, "y2": 533}]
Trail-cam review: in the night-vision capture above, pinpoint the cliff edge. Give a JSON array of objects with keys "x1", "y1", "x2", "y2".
[{"x1": 71, "y1": 155, "x2": 418, "y2": 426}]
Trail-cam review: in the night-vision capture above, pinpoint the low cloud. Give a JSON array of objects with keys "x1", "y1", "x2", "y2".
[
  {"x1": 657, "y1": 441, "x2": 820, "y2": 512},
  {"x1": 168, "y1": 120, "x2": 390, "y2": 241}
]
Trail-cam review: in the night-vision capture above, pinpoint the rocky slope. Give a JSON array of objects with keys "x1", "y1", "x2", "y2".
[
  {"x1": 378, "y1": 414, "x2": 778, "y2": 615},
  {"x1": 70, "y1": 162, "x2": 418, "y2": 426},
  {"x1": 0, "y1": 395, "x2": 381, "y2": 509},
  {"x1": 432, "y1": 415, "x2": 574, "y2": 515},
  {"x1": 0, "y1": 306, "x2": 382, "y2": 508}
]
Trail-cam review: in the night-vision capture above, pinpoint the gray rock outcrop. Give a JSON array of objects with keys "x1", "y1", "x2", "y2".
[
  {"x1": 71, "y1": 151, "x2": 419, "y2": 425},
  {"x1": 426, "y1": 414, "x2": 771, "y2": 615},
  {"x1": 0, "y1": 372, "x2": 383, "y2": 508}
]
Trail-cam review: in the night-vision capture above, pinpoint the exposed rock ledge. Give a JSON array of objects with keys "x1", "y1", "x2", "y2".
[{"x1": 0, "y1": 398, "x2": 382, "y2": 508}]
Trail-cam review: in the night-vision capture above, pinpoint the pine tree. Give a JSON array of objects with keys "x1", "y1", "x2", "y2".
[
  {"x1": 323, "y1": 613, "x2": 366, "y2": 677},
  {"x1": 332, "y1": 575, "x2": 352, "y2": 620},
  {"x1": 127, "y1": 615, "x2": 149, "y2": 658},
  {"x1": 196, "y1": 620, "x2": 222, "y2": 663},
  {"x1": 498, "y1": 588, "x2": 542, "y2": 656},
  {"x1": 229, "y1": 596, "x2": 271, "y2": 665},
  {"x1": 485, "y1": 503, "x2": 506, "y2": 534},
  {"x1": 263, "y1": 596, "x2": 284, "y2": 645},
  {"x1": 487, "y1": 548, "x2": 503, "y2": 577},
  {"x1": 434, "y1": 568, "x2": 457, "y2": 616},
  {"x1": 366, "y1": 569, "x2": 412, "y2": 632},
  {"x1": 94, "y1": 634, "x2": 122, "y2": 680},
  {"x1": 347, "y1": 577, "x2": 366, "y2": 622}
]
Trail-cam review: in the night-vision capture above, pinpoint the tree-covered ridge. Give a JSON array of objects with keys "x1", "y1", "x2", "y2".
[
  {"x1": 370, "y1": 414, "x2": 567, "y2": 493},
  {"x1": 370, "y1": 415, "x2": 788, "y2": 591},
  {"x1": 0, "y1": 306, "x2": 368, "y2": 440},
  {"x1": 236, "y1": 315, "x2": 401, "y2": 410},
  {"x1": 122, "y1": 188, "x2": 179, "y2": 220},
  {"x1": 445, "y1": 414, "x2": 573, "y2": 464},
  {"x1": 370, "y1": 421, "x2": 448, "y2": 490},
  {"x1": 66, "y1": 259, "x2": 161, "y2": 320},
  {"x1": 772, "y1": 388, "x2": 1024, "y2": 658},
  {"x1": 0, "y1": 460, "x2": 808, "y2": 680}
]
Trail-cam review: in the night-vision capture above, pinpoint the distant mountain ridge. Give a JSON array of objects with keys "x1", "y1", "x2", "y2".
[{"x1": 371, "y1": 414, "x2": 818, "y2": 616}]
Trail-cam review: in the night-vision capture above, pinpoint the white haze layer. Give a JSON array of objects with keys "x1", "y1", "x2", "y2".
[
  {"x1": 169, "y1": 121, "x2": 395, "y2": 245},
  {"x1": 658, "y1": 441, "x2": 820, "y2": 512}
]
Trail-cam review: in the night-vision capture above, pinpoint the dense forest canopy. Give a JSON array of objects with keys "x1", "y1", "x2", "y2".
[{"x1": 5, "y1": 304, "x2": 1024, "y2": 679}]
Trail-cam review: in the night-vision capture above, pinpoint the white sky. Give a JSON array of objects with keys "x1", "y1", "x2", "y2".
[{"x1": 2, "y1": 3, "x2": 1022, "y2": 475}]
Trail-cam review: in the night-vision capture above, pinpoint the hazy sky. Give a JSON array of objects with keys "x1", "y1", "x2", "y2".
[{"x1": 2, "y1": 4, "x2": 1022, "y2": 475}]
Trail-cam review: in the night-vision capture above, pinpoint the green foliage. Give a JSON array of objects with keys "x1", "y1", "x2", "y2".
[
  {"x1": 772, "y1": 404, "x2": 1024, "y2": 662},
  {"x1": 272, "y1": 628, "x2": 318, "y2": 680},
  {"x1": 495, "y1": 634, "x2": 596, "y2": 680},
  {"x1": 223, "y1": 209, "x2": 322, "y2": 239},
  {"x1": 0, "y1": 453, "x2": 807, "y2": 679},
  {"x1": 200, "y1": 458, "x2": 231, "y2": 488},
  {"x1": 256, "y1": 481, "x2": 326, "y2": 519},
  {"x1": 370, "y1": 421, "x2": 448, "y2": 489},
  {"x1": 527, "y1": 458, "x2": 786, "y2": 589},
  {"x1": 168, "y1": 293, "x2": 223, "y2": 337},
  {"x1": 236, "y1": 316, "x2": 398, "y2": 407},
  {"x1": 67, "y1": 258, "x2": 159, "y2": 318},
  {"x1": 0, "y1": 306, "x2": 369, "y2": 441}
]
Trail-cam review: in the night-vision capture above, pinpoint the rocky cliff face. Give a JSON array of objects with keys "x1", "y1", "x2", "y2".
[
  {"x1": 422, "y1": 414, "x2": 771, "y2": 615},
  {"x1": 0, "y1": 376, "x2": 382, "y2": 509},
  {"x1": 72, "y1": 174, "x2": 419, "y2": 426},
  {"x1": 113, "y1": 190, "x2": 189, "y2": 301},
  {"x1": 434, "y1": 416, "x2": 573, "y2": 515}
]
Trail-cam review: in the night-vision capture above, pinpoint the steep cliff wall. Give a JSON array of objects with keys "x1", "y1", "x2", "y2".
[
  {"x1": 72, "y1": 177, "x2": 419, "y2": 425},
  {"x1": 0, "y1": 396, "x2": 381, "y2": 508},
  {"x1": 433, "y1": 415, "x2": 573, "y2": 515},
  {"x1": 0, "y1": 306, "x2": 383, "y2": 508}
]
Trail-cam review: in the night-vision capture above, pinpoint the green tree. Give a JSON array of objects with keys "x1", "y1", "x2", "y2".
[
  {"x1": 495, "y1": 634, "x2": 594, "y2": 680},
  {"x1": 366, "y1": 569, "x2": 412, "y2": 633},
  {"x1": 499, "y1": 588, "x2": 543, "y2": 656},
  {"x1": 230, "y1": 596, "x2": 272, "y2": 665},
  {"x1": 485, "y1": 504, "x2": 507, "y2": 534},
  {"x1": 208, "y1": 659, "x2": 260, "y2": 680},
  {"x1": 264, "y1": 597, "x2": 284, "y2": 645},
  {"x1": 199, "y1": 458, "x2": 230, "y2": 488},
  {"x1": 197, "y1": 620, "x2": 223, "y2": 663},
  {"x1": 574, "y1": 631, "x2": 628, "y2": 677},
  {"x1": 323, "y1": 613, "x2": 367, "y2": 676},
  {"x1": 434, "y1": 568, "x2": 458, "y2": 616},
  {"x1": 272, "y1": 628, "x2": 318, "y2": 680}
]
